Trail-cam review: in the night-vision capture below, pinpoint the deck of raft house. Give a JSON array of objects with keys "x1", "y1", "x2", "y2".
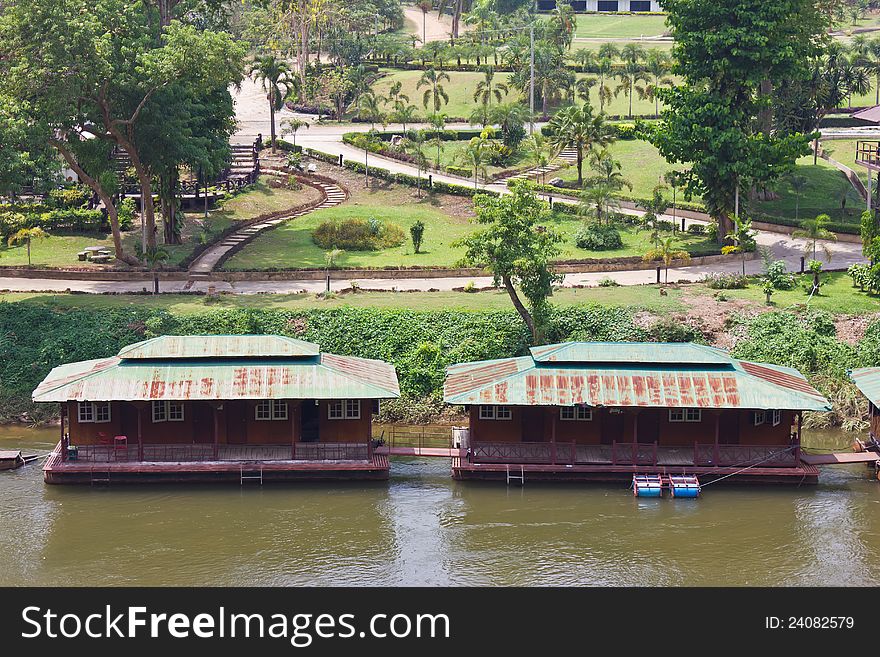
[{"x1": 28, "y1": 336, "x2": 880, "y2": 490}]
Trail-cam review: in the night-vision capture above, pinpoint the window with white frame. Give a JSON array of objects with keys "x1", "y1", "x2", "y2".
[
  {"x1": 78, "y1": 401, "x2": 111, "y2": 423},
  {"x1": 328, "y1": 399, "x2": 360, "y2": 420},
  {"x1": 669, "y1": 408, "x2": 701, "y2": 423},
  {"x1": 152, "y1": 401, "x2": 184, "y2": 423},
  {"x1": 753, "y1": 410, "x2": 766, "y2": 426},
  {"x1": 771, "y1": 409, "x2": 782, "y2": 427},
  {"x1": 479, "y1": 405, "x2": 512, "y2": 420},
  {"x1": 561, "y1": 406, "x2": 592, "y2": 421},
  {"x1": 255, "y1": 400, "x2": 288, "y2": 421}
]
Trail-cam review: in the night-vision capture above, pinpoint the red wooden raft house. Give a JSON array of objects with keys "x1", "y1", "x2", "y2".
[
  {"x1": 444, "y1": 342, "x2": 831, "y2": 484},
  {"x1": 33, "y1": 335, "x2": 400, "y2": 484}
]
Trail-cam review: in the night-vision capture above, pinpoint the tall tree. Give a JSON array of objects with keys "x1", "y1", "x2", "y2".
[
  {"x1": 457, "y1": 182, "x2": 563, "y2": 343},
  {"x1": 417, "y1": 67, "x2": 451, "y2": 112},
  {"x1": 651, "y1": 0, "x2": 829, "y2": 242},
  {"x1": 250, "y1": 55, "x2": 294, "y2": 153}
]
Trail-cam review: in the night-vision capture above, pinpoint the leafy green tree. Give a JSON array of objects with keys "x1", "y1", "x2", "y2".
[
  {"x1": 546, "y1": 103, "x2": 616, "y2": 186},
  {"x1": 643, "y1": 236, "x2": 690, "y2": 283},
  {"x1": 651, "y1": 0, "x2": 828, "y2": 243},
  {"x1": 473, "y1": 67, "x2": 509, "y2": 110},
  {"x1": 402, "y1": 132, "x2": 429, "y2": 198},
  {"x1": 727, "y1": 214, "x2": 755, "y2": 275},
  {"x1": 281, "y1": 118, "x2": 310, "y2": 147},
  {"x1": 456, "y1": 130, "x2": 493, "y2": 189},
  {"x1": 456, "y1": 182, "x2": 563, "y2": 343},
  {"x1": 410, "y1": 220, "x2": 426, "y2": 253}
]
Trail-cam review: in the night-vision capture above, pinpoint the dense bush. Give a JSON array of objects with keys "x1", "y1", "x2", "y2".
[
  {"x1": 48, "y1": 186, "x2": 90, "y2": 209},
  {"x1": 686, "y1": 224, "x2": 706, "y2": 235},
  {"x1": 701, "y1": 272, "x2": 749, "y2": 289},
  {"x1": 0, "y1": 207, "x2": 106, "y2": 240},
  {"x1": 445, "y1": 165, "x2": 472, "y2": 177},
  {"x1": 765, "y1": 259, "x2": 796, "y2": 290},
  {"x1": 647, "y1": 317, "x2": 705, "y2": 343},
  {"x1": 575, "y1": 224, "x2": 624, "y2": 250},
  {"x1": 312, "y1": 218, "x2": 406, "y2": 251}
]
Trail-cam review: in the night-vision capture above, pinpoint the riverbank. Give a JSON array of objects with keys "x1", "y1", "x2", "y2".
[{"x1": 2, "y1": 288, "x2": 879, "y2": 428}]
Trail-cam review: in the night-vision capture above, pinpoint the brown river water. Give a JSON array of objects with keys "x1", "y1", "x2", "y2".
[{"x1": 2, "y1": 425, "x2": 880, "y2": 586}]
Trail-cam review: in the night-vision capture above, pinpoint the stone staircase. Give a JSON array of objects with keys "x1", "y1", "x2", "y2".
[
  {"x1": 187, "y1": 176, "x2": 347, "y2": 277},
  {"x1": 494, "y1": 147, "x2": 579, "y2": 185}
]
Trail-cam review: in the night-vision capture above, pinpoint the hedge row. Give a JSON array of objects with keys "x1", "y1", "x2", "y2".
[
  {"x1": 0, "y1": 208, "x2": 107, "y2": 241},
  {"x1": 507, "y1": 178, "x2": 707, "y2": 213},
  {"x1": 275, "y1": 139, "x2": 304, "y2": 154}
]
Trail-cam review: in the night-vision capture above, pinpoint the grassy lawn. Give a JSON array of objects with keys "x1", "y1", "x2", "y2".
[
  {"x1": 4, "y1": 272, "x2": 879, "y2": 316},
  {"x1": 223, "y1": 177, "x2": 717, "y2": 270},
  {"x1": 372, "y1": 69, "x2": 517, "y2": 120},
  {"x1": 754, "y1": 154, "x2": 863, "y2": 227},
  {"x1": 555, "y1": 139, "x2": 689, "y2": 200},
  {"x1": 821, "y1": 138, "x2": 868, "y2": 186},
  {"x1": 0, "y1": 177, "x2": 321, "y2": 269},
  {"x1": 423, "y1": 138, "x2": 530, "y2": 178},
  {"x1": 572, "y1": 13, "x2": 669, "y2": 39}
]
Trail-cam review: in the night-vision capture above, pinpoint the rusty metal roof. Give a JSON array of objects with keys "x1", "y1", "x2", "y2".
[
  {"x1": 444, "y1": 342, "x2": 830, "y2": 411},
  {"x1": 118, "y1": 335, "x2": 320, "y2": 359},
  {"x1": 849, "y1": 367, "x2": 880, "y2": 406},
  {"x1": 530, "y1": 342, "x2": 732, "y2": 364},
  {"x1": 32, "y1": 337, "x2": 399, "y2": 402}
]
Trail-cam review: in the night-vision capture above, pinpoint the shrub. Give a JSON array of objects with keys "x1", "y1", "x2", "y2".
[
  {"x1": 410, "y1": 220, "x2": 425, "y2": 254},
  {"x1": 765, "y1": 259, "x2": 796, "y2": 290},
  {"x1": 654, "y1": 220, "x2": 675, "y2": 232},
  {"x1": 706, "y1": 221, "x2": 719, "y2": 242},
  {"x1": 445, "y1": 165, "x2": 472, "y2": 177},
  {"x1": 575, "y1": 224, "x2": 624, "y2": 250},
  {"x1": 647, "y1": 316, "x2": 705, "y2": 343},
  {"x1": 597, "y1": 277, "x2": 619, "y2": 287},
  {"x1": 686, "y1": 224, "x2": 706, "y2": 235},
  {"x1": 117, "y1": 198, "x2": 136, "y2": 231},
  {"x1": 311, "y1": 218, "x2": 406, "y2": 251},
  {"x1": 701, "y1": 272, "x2": 748, "y2": 289},
  {"x1": 48, "y1": 186, "x2": 90, "y2": 209},
  {"x1": 614, "y1": 123, "x2": 639, "y2": 140},
  {"x1": 463, "y1": 281, "x2": 477, "y2": 293}
]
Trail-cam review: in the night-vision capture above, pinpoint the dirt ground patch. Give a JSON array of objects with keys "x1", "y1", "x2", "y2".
[
  {"x1": 676, "y1": 289, "x2": 764, "y2": 349},
  {"x1": 834, "y1": 312, "x2": 880, "y2": 345}
]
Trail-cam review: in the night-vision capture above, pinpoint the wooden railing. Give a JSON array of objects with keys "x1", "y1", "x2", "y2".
[
  {"x1": 373, "y1": 424, "x2": 454, "y2": 451},
  {"x1": 855, "y1": 140, "x2": 880, "y2": 168},
  {"x1": 693, "y1": 444, "x2": 797, "y2": 467},
  {"x1": 69, "y1": 442, "x2": 370, "y2": 463},
  {"x1": 468, "y1": 441, "x2": 799, "y2": 468}
]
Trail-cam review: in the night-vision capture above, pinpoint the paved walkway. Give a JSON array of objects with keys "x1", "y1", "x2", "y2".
[{"x1": 188, "y1": 175, "x2": 346, "y2": 275}]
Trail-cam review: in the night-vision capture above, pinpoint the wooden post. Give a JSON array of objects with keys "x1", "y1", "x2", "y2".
[
  {"x1": 713, "y1": 412, "x2": 720, "y2": 465},
  {"x1": 550, "y1": 408, "x2": 557, "y2": 464},
  {"x1": 290, "y1": 401, "x2": 296, "y2": 460},
  {"x1": 213, "y1": 404, "x2": 219, "y2": 460},
  {"x1": 796, "y1": 411, "x2": 802, "y2": 462},
  {"x1": 137, "y1": 405, "x2": 144, "y2": 461},
  {"x1": 60, "y1": 403, "x2": 67, "y2": 461}
]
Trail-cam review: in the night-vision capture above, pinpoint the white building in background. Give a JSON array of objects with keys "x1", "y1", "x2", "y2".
[{"x1": 536, "y1": 1, "x2": 662, "y2": 12}]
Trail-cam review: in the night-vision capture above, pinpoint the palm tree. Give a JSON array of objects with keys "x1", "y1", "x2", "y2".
[
  {"x1": 488, "y1": 102, "x2": 530, "y2": 147},
  {"x1": 573, "y1": 76, "x2": 598, "y2": 105},
  {"x1": 595, "y1": 57, "x2": 615, "y2": 113},
  {"x1": 644, "y1": 50, "x2": 673, "y2": 116},
  {"x1": 417, "y1": 67, "x2": 451, "y2": 113},
  {"x1": 597, "y1": 42, "x2": 620, "y2": 62},
  {"x1": 281, "y1": 118, "x2": 309, "y2": 148},
  {"x1": 792, "y1": 213, "x2": 838, "y2": 261},
  {"x1": 727, "y1": 214, "x2": 754, "y2": 275},
  {"x1": 7, "y1": 227, "x2": 49, "y2": 266},
  {"x1": 392, "y1": 103, "x2": 418, "y2": 132},
  {"x1": 473, "y1": 67, "x2": 509, "y2": 111},
  {"x1": 643, "y1": 236, "x2": 690, "y2": 283},
  {"x1": 789, "y1": 174, "x2": 808, "y2": 222},
  {"x1": 403, "y1": 132, "x2": 430, "y2": 198},
  {"x1": 572, "y1": 48, "x2": 597, "y2": 73},
  {"x1": 614, "y1": 58, "x2": 649, "y2": 119},
  {"x1": 249, "y1": 55, "x2": 293, "y2": 153},
  {"x1": 387, "y1": 80, "x2": 410, "y2": 109},
  {"x1": 546, "y1": 103, "x2": 616, "y2": 186},
  {"x1": 137, "y1": 244, "x2": 169, "y2": 294},
  {"x1": 417, "y1": 0, "x2": 432, "y2": 47},
  {"x1": 548, "y1": 0, "x2": 577, "y2": 51},
  {"x1": 357, "y1": 92, "x2": 384, "y2": 130},
  {"x1": 428, "y1": 112, "x2": 448, "y2": 168},
  {"x1": 457, "y1": 132, "x2": 491, "y2": 190},
  {"x1": 587, "y1": 151, "x2": 632, "y2": 194},
  {"x1": 841, "y1": 55, "x2": 871, "y2": 108},
  {"x1": 578, "y1": 182, "x2": 621, "y2": 226}
]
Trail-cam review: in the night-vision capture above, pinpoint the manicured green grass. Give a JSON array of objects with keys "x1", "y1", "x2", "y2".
[
  {"x1": 715, "y1": 272, "x2": 880, "y2": 315},
  {"x1": 755, "y1": 154, "x2": 863, "y2": 226},
  {"x1": 372, "y1": 69, "x2": 517, "y2": 120},
  {"x1": 223, "y1": 180, "x2": 718, "y2": 270},
  {"x1": 423, "y1": 138, "x2": 530, "y2": 178},
  {"x1": 0, "y1": 177, "x2": 321, "y2": 269},
  {"x1": 556, "y1": 138, "x2": 689, "y2": 200},
  {"x1": 572, "y1": 13, "x2": 669, "y2": 39},
  {"x1": 820, "y1": 138, "x2": 868, "y2": 187}
]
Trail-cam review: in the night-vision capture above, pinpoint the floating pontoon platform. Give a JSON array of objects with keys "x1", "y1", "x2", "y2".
[{"x1": 633, "y1": 474, "x2": 701, "y2": 498}]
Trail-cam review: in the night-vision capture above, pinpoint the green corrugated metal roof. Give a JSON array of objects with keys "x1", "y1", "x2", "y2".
[
  {"x1": 445, "y1": 342, "x2": 830, "y2": 411},
  {"x1": 849, "y1": 367, "x2": 880, "y2": 405},
  {"x1": 530, "y1": 342, "x2": 732, "y2": 364},
  {"x1": 32, "y1": 337, "x2": 399, "y2": 402},
  {"x1": 118, "y1": 335, "x2": 320, "y2": 359}
]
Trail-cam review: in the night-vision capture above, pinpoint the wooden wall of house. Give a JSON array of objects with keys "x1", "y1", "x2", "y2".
[
  {"x1": 869, "y1": 402, "x2": 880, "y2": 439},
  {"x1": 467, "y1": 405, "x2": 798, "y2": 446},
  {"x1": 318, "y1": 401, "x2": 372, "y2": 443},
  {"x1": 66, "y1": 399, "x2": 373, "y2": 445}
]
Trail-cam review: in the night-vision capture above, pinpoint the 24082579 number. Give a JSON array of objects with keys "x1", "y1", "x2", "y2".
[{"x1": 765, "y1": 617, "x2": 855, "y2": 629}]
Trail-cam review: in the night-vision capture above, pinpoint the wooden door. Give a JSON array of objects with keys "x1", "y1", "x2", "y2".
[
  {"x1": 636, "y1": 409, "x2": 660, "y2": 444},
  {"x1": 521, "y1": 407, "x2": 545, "y2": 442},
  {"x1": 226, "y1": 401, "x2": 248, "y2": 444},
  {"x1": 192, "y1": 402, "x2": 214, "y2": 444},
  {"x1": 300, "y1": 401, "x2": 320, "y2": 443},
  {"x1": 600, "y1": 410, "x2": 625, "y2": 445},
  {"x1": 719, "y1": 411, "x2": 740, "y2": 445},
  {"x1": 120, "y1": 403, "x2": 139, "y2": 442}
]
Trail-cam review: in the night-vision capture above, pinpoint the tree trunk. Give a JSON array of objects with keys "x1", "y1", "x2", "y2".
[
  {"x1": 51, "y1": 139, "x2": 139, "y2": 265},
  {"x1": 269, "y1": 97, "x2": 277, "y2": 153},
  {"x1": 502, "y1": 274, "x2": 537, "y2": 343},
  {"x1": 157, "y1": 0, "x2": 174, "y2": 28},
  {"x1": 160, "y1": 168, "x2": 181, "y2": 245},
  {"x1": 576, "y1": 145, "x2": 583, "y2": 187},
  {"x1": 717, "y1": 212, "x2": 733, "y2": 245},
  {"x1": 300, "y1": 0, "x2": 310, "y2": 87}
]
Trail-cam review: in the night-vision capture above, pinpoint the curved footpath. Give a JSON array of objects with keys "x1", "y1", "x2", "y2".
[{"x1": 0, "y1": 85, "x2": 867, "y2": 295}]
